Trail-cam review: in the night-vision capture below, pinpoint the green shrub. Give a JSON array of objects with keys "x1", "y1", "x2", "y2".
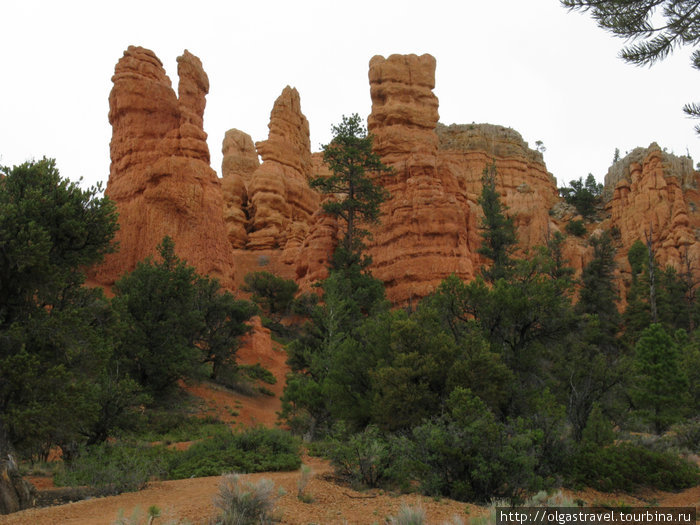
[
  {"x1": 167, "y1": 427, "x2": 301, "y2": 479},
  {"x1": 568, "y1": 442, "x2": 700, "y2": 492},
  {"x1": 213, "y1": 473, "x2": 284, "y2": 525},
  {"x1": 239, "y1": 363, "x2": 277, "y2": 385},
  {"x1": 406, "y1": 389, "x2": 542, "y2": 503},
  {"x1": 669, "y1": 419, "x2": 700, "y2": 453},
  {"x1": 55, "y1": 442, "x2": 171, "y2": 495},
  {"x1": 328, "y1": 425, "x2": 392, "y2": 488},
  {"x1": 297, "y1": 464, "x2": 314, "y2": 503},
  {"x1": 213, "y1": 365, "x2": 261, "y2": 397},
  {"x1": 565, "y1": 219, "x2": 586, "y2": 237}
]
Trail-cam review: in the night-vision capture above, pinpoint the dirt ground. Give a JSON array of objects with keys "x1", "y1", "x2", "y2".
[{"x1": 5, "y1": 457, "x2": 700, "y2": 525}]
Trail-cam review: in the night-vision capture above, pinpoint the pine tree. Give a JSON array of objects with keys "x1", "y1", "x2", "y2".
[
  {"x1": 309, "y1": 113, "x2": 392, "y2": 270},
  {"x1": 478, "y1": 163, "x2": 517, "y2": 283},
  {"x1": 631, "y1": 323, "x2": 689, "y2": 433}
]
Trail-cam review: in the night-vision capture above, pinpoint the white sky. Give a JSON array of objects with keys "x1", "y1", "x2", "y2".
[{"x1": 1, "y1": 0, "x2": 698, "y2": 190}]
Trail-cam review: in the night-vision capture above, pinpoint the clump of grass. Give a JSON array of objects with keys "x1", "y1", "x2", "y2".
[
  {"x1": 297, "y1": 464, "x2": 314, "y2": 503},
  {"x1": 213, "y1": 473, "x2": 284, "y2": 525},
  {"x1": 470, "y1": 492, "x2": 574, "y2": 525},
  {"x1": 388, "y1": 504, "x2": 426, "y2": 525}
]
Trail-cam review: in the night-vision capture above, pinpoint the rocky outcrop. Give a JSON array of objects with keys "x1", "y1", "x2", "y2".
[
  {"x1": 91, "y1": 46, "x2": 235, "y2": 289},
  {"x1": 436, "y1": 123, "x2": 560, "y2": 251},
  {"x1": 221, "y1": 129, "x2": 259, "y2": 248},
  {"x1": 246, "y1": 87, "x2": 319, "y2": 259},
  {"x1": 363, "y1": 54, "x2": 476, "y2": 305},
  {"x1": 294, "y1": 54, "x2": 570, "y2": 304},
  {"x1": 605, "y1": 143, "x2": 700, "y2": 281}
]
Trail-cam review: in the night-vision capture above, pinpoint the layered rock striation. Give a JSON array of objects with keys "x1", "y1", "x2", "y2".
[
  {"x1": 91, "y1": 46, "x2": 235, "y2": 289},
  {"x1": 364, "y1": 54, "x2": 475, "y2": 304},
  {"x1": 245, "y1": 87, "x2": 319, "y2": 261}
]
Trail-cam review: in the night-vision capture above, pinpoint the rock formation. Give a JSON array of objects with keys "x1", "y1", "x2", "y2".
[
  {"x1": 295, "y1": 54, "x2": 575, "y2": 304},
  {"x1": 91, "y1": 46, "x2": 235, "y2": 289},
  {"x1": 245, "y1": 87, "x2": 319, "y2": 261},
  {"x1": 605, "y1": 143, "x2": 700, "y2": 284},
  {"x1": 363, "y1": 54, "x2": 476, "y2": 305},
  {"x1": 221, "y1": 129, "x2": 259, "y2": 248},
  {"x1": 92, "y1": 47, "x2": 699, "y2": 309}
]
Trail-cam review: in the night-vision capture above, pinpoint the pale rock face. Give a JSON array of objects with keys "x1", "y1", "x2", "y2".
[{"x1": 91, "y1": 46, "x2": 236, "y2": 289}]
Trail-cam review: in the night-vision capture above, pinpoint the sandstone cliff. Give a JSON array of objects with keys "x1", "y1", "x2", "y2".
[
  {"x1": 294, "y1": 54, "x2": 580, "y2": 304},
  {"x1": 604, "y1": 143, "x2": 700, "y2": 286},
  {"x1": 91, "y1": 46, "x2": 235, "y2": 289},
  {"x1": 92, "y1": 48, "x2": 699, "y2": 308}
]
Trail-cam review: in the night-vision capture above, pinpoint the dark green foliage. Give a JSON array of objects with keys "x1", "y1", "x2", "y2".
[
  {"x1": 309, "y1": 113, "x2": 392, "y2": 268},
  {"x1": 0, "y1": 158, "x2": 128, "y2": 457},
  {"x1": 478, "y1": 163, "x2": 517, "y2": 283},
  {"x1": 565, "y1": 219, "x2": 586, "y2": 237},
  {"x1": 369, "y1": 309, "x2": 459, "y2": 431},
  {"x1": 625, "y1": 243, "x2": 698, "y2": 339},
  {"x1": 563, "y1": 231, "x2": 624, "y2": 442},
  {"x1": 581, "y1": 404, "x2": 615, "y2": 446},
  {"x1": 113, "y1": 237, "x2": 255, "y2": 396},
  {"x1": 242, "y1": 271, "x2": 298, "y2": 319},
  {"x1": 167, "y1": 427, "x2": 301, "y2": 479},
  {"x1": 402, "y1": 388, "x2": 542, "y2": 502},
  {"x1": 577, "y1": 231, "x2": 619, "y2": 332},
  {"x1": 630, "y1": 324, "x2": 689, "y2": 433},
  {"x1": 281, "y1": 265, "x2": 388, "y2": 436},
  {"x1": 54, "y1": 441, "x2": 171, "y2": 495},
  {"x1": 0, "y1": 158, "x2": 118, "y2": 325},
  {"x1": 559, "y1": 174, "x2": 602, "y2": 220},
  {"x1": 681, "y1": 333, "x2": 700, "y2": 415},
  {"x1": 561, "y1": 0, "x2": 700, "y2": 133},
  {"x1": 568, "y1": 442, "x2": 700, "y2": 492}
]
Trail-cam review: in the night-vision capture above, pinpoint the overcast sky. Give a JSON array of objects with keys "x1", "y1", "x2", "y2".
[{"x1": 1, "y1": 0, "x2": 698, "y2": 190}]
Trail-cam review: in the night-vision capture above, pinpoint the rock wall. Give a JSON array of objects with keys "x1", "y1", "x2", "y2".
[
  {"x1": 605, "y1": 143, "x2": 700, "y2": 283},
  {"x1": 91, "y1": 46, "x2": 235, "y2": 289}
]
